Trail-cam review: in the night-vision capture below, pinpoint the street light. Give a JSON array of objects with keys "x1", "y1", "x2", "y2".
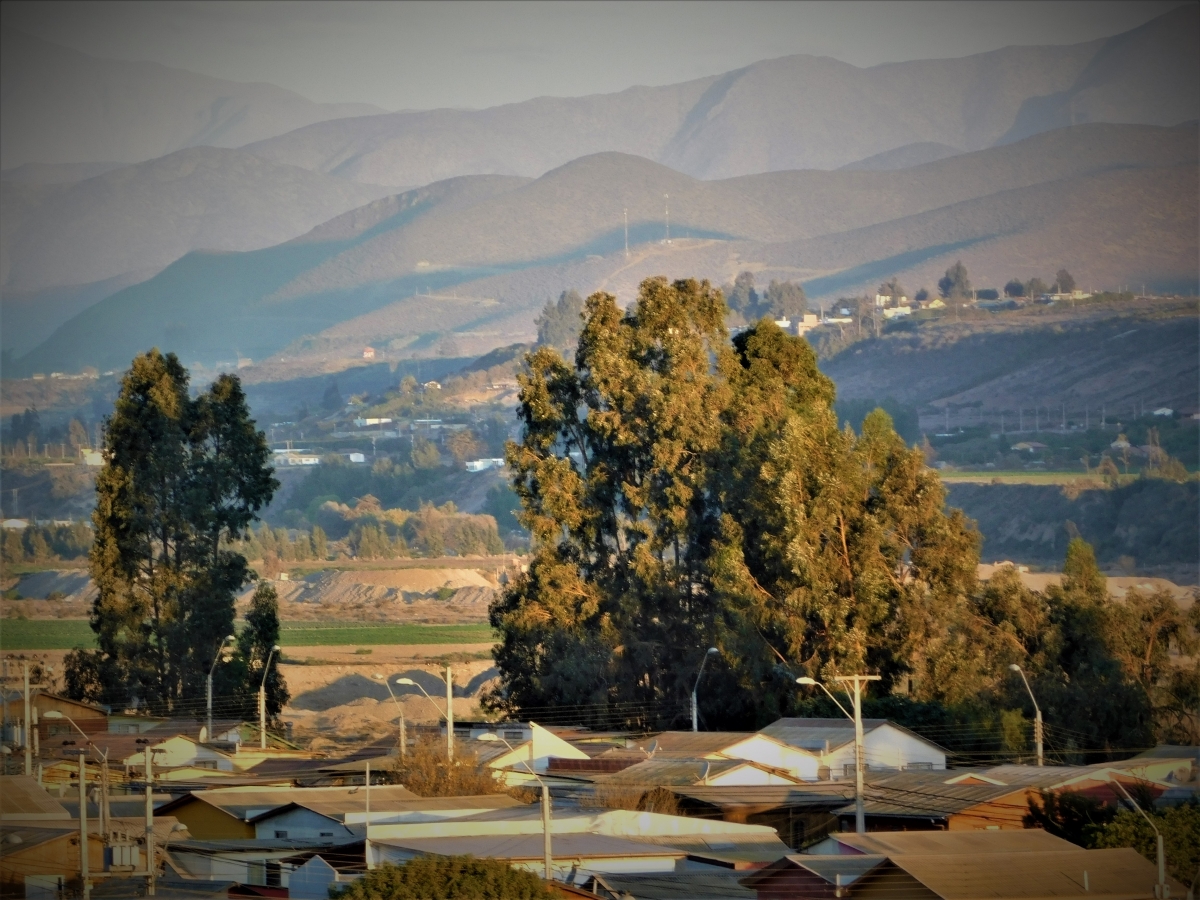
[
  {"x1": 259, "y1": 645, "x2": 281, "y2": 750},
  {"x1": 207, "y1": 634, "x2": 236, "y2": 741},
  {"x1": 396, "y1": 666, "x2": 454, "y2": 760},
  {"x1": 478, "y1": 732, "x2": 552, "y2": 881},
  {"x1": 797, "y1": 674, "x2": 881, "y2": 834},
  {"x1": 1008, "y1": 664, "x2": 1043, "y2": 767},
  {"x1": 1111, "y1": 780, "x2": 1170, "y2": 899},
  {"x1": 691, "y1": 648, "x2": 720, "y2": 733},
  {"x1": 373, "y1": 674, "x2": 407, "y2": 758}
]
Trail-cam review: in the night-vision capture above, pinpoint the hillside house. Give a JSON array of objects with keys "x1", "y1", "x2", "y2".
[
  {"x1": 361, "y1": 347, "x2": 375, "y2": 359},
  {"x1": 613, "y1": 732, "x2": 821, "y2": 782}
]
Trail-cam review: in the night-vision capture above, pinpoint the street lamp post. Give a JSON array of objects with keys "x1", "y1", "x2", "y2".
[
  {"x1": 691, "y1": 648, "x2": 720, "y2": 733},
  {"x1": 478, "y1": 732, "x2": 552, "y2": 881},
  {"x1": 1111, "y1": 780, "x2": 1170, "y2": 898},
  {"x1": 373, "y1": 675, "x2": 407, "y2": 758},
  {"x1": 206, "y1": 634, "x2": 236, "y2": 741},
  {"x1": 1008, "y1": 664, "x2": 1043, "y2": 767},
  {"x1": 396, "y1": 667, "x2": 453, "y2": 760},
  {"x1": 797, "y1": 674, "x2": 880, "y2": 834},
  {"x1": 260, "y1": 645, "x2": 281, "y2": 750}
]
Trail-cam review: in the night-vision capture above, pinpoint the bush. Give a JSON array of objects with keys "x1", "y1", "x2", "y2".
[
  {"x1": 390, "y1": 735, "x2": 507, "y2": 797},
  {"x1": 332, "y1": 858, "x2": 558, "y2": 900}
]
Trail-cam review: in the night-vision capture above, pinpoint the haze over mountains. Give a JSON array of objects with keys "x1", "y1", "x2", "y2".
[
  {"x1": 1, "y1": 6, "x2": 1197, "y2": 373},
  {"x1": 17, "y1": 121, "x2": 1196, "y2": 376}
]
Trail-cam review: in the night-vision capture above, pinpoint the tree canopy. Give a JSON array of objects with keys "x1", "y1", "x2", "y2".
[
  {"x1": 489, "y1": 278, "x2": 984, "y2": 729},
  {"x1": 535, "y1": 289, "x2": 585, "y2": 352},
  {"x1": 938, "y1": 261, "x2": 971, "y2": 299},
  {"x1": 68, "y1": 349, "x2": 280, "y2": 715}
]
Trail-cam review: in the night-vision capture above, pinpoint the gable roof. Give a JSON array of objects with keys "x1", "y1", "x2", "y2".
[
  {"x1": 758, "y1": 717, "x2": 946, "y2": 755},
  {"x1": 373, "y1": 832, "x2": 688, "y2": 863},
  {"x1": 740, "y1": 853, "x2": 888, "y2": 889},
  {"x1": 592, "y1": 758, "x2": 800, "y2": 787}
]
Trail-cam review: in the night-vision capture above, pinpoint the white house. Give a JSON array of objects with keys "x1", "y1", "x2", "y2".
[
  {"x1": 621, "y1": 731, "x2": 820, "y2": 781},
  {"x1": 758, "y1": 718, "x2": 946, "y2": 777},
  {"x1": 121, "y1": 735, "x2": 236, "y2": 772},
  {"x1": 465, "y1": 458, "x2": 506, "y2": 472},
  {"x1": 467, "y1": 722, "x2": 590, "y2": 784}
]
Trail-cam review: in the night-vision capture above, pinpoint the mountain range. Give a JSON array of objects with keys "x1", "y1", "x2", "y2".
[
  {"x1": 2, "y1": 6, "x2": 1197, "y2": 374},
  {"x1": 15, "y1": 120, "x2": 1196, "y2": 376}
]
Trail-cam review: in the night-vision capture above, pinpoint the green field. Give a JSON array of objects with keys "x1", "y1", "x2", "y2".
[{"x1": 0, "y1": 619, "x2": 495, "y2": 651}]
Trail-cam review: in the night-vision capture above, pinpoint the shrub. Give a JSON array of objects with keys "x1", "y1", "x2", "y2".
[{"x1": 332, "y1": 858, "x2": 558, "y2": 900}]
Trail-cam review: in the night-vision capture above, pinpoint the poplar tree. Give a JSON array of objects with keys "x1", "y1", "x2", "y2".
[{"x1": 79, "y1": 350, "x2": 278, "y2": 712}]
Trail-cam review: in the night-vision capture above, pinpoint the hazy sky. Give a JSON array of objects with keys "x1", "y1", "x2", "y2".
[{"x1": 4, "y1": 0, "x2": 1189, "y2": 111}]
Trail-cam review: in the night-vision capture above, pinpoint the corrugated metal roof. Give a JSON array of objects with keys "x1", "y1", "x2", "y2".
[
  {"x1": 374, "y1": 832, "x2": 688, "y2": 861},
  {"x1": 844, "y1": 770, "x2": 1027, "y2": 818},
  {"x1": 890, "y1": 847, "x2": 1185, "y2": 898},
  {"x1": 833, "y1": 829, "x2": 1076, "y2": 856},
  {"x1": 0, "y1": 775, "x2": 72, "y2": 820},
  {"x1": 627, "y1": 733, "x2": 756, "y2": 754},
  {"x1": 759, "y1": 718, "x2": 947, "y2": 754},
  {"x1": 0, "y1": 824, "x2": 76, "y2": 851},
  {"x1": 674, "y1": 784, "x2": 855, "y2": 810},
  {"x1": 741, "y1": 854, "x2": 888, "y2": 888},
  {"x1": 592, "y1": 759, "x2": 775, "y2": 786},
  {"x1": 586, "y1": 870, "x2": 754, "y2": 900}
]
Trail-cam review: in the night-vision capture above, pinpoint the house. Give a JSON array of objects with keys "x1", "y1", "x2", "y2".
[
  {"x1": 273, "y1": 449, "x2": 320, "y2": 466},
  {"x1": 1, "y1": 519, "x2": 28, "y2": 529},
  {"x1": 614, "y1": 732, "x2": 821, "y2": 782},
  {"x1": 362, "y1": 347, "x2": 375, "y2": 360},
  {"x1": 155, "y1": 784, "x2": 419, "y2": 840},
  {"x1": 465, "y1": 458, "x2": 506, "y2": 472},
  {"x1": 591, "y1": 758, "x2": 802, "y2": 788},
  {"x1": 0, "y1": 776, "x2": 72, "y2": 823},
  {"x1": 120, "y1": 735, "x2": 237, "y2": 773},
  {"x1": 33, "y1": 694, "x2": 110, "y2": 739},
  {"x1": 742, "y1": 846, "x2": 1183, "y2": 899},
  {"x1": 369, "y1": 833, "x2": 686, "y2": 882},
  {"x1": 0, "y1": 825, "x2": 106, "y2": 899},
  {"x1": 758, "y1": 718, "x2": 946, "y2": 777},
  {"x1": 881, "y1": 306, "x2": 911, "y2": 319},
  {"x1": 345, "y1": 452, "x2": 366, "y2": 464},
  {"x1": 465, "y1": 722, "x2": 590, "y2": 783},
  {"x1": 805, "y1": 827, "x2": 1075, "y2": 856},
  {"x1": 1009, "y1": 441, "x2": 1048, "y2": 453},
  {"x1": 1153, "y1": 408, "x2": 1174, "y2": 417},
  {"x1": 833, "y1": 765, "x2": 1175, "y2": 832}
]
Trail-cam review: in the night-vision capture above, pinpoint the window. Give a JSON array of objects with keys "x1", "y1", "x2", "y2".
[
  {"x1": 274, "y1": 830, "x2": 288, "y2": 839},
  {"x1": 319, "y1": 832, "x2": 334, "y2": 838},
  {"x1": 504, "y1": 730, "x2": 525, "y2": 740}
]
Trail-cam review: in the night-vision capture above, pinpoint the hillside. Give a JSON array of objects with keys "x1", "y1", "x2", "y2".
[
  {"x1": 947, "y1": 480, "x2": 1199, "y2": 583},
  {"x1": 0, "y1": 29, "x2": 382, "y2": 169},
  {"x1": 820, "y1": 298, "x2": 1199, "y2": 415},
  {"x1": 0, "y1": 147, "x2": 397, "y2": 353},
  {"x1": 16, "y1": 122, "x2": 1197, "y2": 375},
  {"x1": 242, "y1": 7, "x2": 1196, "y2": 185}
]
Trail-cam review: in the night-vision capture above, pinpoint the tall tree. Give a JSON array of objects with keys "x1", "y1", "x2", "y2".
[
  {"x1": 490, "y1": 279, "x2": 984, "y2": 729},
  {"x1": 765, "y1": 280, "x2": 808, "y2": 319},
  {"x1": 938, "y1": 261, "x2": 971, "y2": 299},
  {"x1": 236, "y1": 581, "x2": 290, "y2": 722},
  {"x1": 79, "y1": 350, "x2": 278, "y2": 713},
  {"x1": 535, "y1": 289, "x2": 586, "y2": 353},
  {"x1": 1055, "y1": 269, "x2": 1076, "y2": 294}
]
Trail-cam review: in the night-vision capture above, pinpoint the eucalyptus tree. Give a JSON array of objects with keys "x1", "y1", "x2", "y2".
[
  {"x1": 80, "y1": 350, "x2": 278, "y2": 712},
  {"x1": 490, "y1": 278, "x2": 984, "y2": 729}
]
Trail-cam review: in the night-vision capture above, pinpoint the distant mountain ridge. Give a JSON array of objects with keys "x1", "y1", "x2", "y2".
[
  {"x1": 16, "y1": 122, "x2": 1195, "y2": 376},
  {"x1": 242, "y1": 6, "x2": 1197, "y2": 186},
  {"x1": 0, "y1": 29, "x2": 384, "y2": 169}
]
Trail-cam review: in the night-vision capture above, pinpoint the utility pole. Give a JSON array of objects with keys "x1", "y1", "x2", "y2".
[
  {"x1": 365, "y1": 759, "x2": 373, "y2": 869},
  {"x1": 445, "y1": 665, "x2": 454, "y2": 761},
  {"x1": 23, "y1": 663, "x2": 31, "y2": 776},
  {"x1": 663, "y1": 194, "x2": 670, "y2": 243},
  {"x1": 623, "y1": 208, "x2": 629, "y2": 259},
  {"x1": 1009, "y1": 665, "x2": 1043, "y2": 767},
  {"x1": 79, "y1": 752, "x2": 90, "y2": 900},
  {"x1": 145, "y1": 746, "x2": 155, "y2": 896},
  {"x1": 833, "y1": 675, "x2": 882, "y2": 834}
]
